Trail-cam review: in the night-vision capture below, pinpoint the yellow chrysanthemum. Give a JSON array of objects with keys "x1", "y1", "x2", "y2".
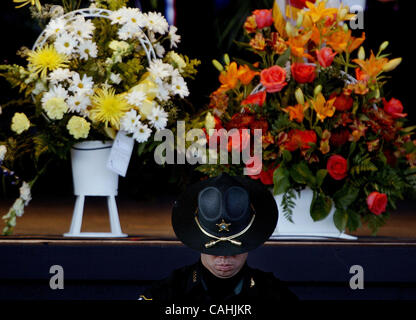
[
  {"x1": 13, "y1": 0, "x2": 41, "y2": 12},
  {"x1": 11, "y1": 112, "x2": 30, "y2": 134},
  {"x1": 89, "y1": 88, "x2": 130, "y2": 129},
  {"x1": 67, "y1": 116, "x2": 91, "y2": 139},
  {"x1": 27, "y1": 45, "x2": 69, "y2": 78}
]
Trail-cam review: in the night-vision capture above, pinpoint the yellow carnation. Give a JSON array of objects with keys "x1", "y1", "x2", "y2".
[
  {"x1": 11, "y1": 112, "x2": 30, "y2": 134},
  {"x1": 43, "y1": 97, "x2": 68, "y2": 120},
  {"x1": 67, "y1": 116, "x2": 91, "y2": 139}
]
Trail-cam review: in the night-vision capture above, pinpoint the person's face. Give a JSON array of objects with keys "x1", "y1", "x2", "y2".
[{"x1": 201, "y1": 253, "x2": 248, "y2": 279}]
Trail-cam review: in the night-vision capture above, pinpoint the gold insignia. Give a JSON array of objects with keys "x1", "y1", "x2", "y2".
[
  {"x1": 138, "y1": 295, "x2": 152, "y2": 301},
  {"x1": 192, "y1": 270, "x2": 197, "y2": 283},
  {"x1": 250, "y1": 277, "x2": 255, "y2": 288},
  {"x1": 216, "y1": 219, "x2": 231, "y2": 232}
]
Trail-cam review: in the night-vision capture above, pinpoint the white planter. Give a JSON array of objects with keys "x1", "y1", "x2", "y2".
[
  {"x1": 64, "y1": 140, "x2": 127, "y2": 238},
  {"x1": 270, "y1": 188, "x2": 357, "y2": 240}
]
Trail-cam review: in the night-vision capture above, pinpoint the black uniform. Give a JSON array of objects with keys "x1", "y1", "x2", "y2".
[{"x1": 140, "y1": 260, "x2": 298, "y2": 303}]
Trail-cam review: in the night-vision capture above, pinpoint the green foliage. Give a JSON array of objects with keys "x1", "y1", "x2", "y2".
[
  {"x1": 93, "y1": 0, "x2": 129, "y2": 10},
  {"x1": 280, "y1": 189, "x2": 297, "y2": 223},
  {"x1": 273, "y1": 165, "x2": 290, "y2": 195},
  {"x1": 310, "y1": 190, "x2": 332, "y2": 221},
  {"x1": 178, "y1": 55, "x2": 201, "y2": 80}
]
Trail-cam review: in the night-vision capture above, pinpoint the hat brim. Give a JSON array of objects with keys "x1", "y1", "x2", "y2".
[{"x1": 172, "y1": 176, "x2": 278, "y2": 256}]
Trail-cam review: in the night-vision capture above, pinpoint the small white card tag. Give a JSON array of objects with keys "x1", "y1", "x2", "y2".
[{"x1": 107, "y1": 131, "x2": 134, "y2": 177}]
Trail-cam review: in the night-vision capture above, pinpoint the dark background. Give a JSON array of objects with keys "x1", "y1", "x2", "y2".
[{"x1": 0, "y1": 0, "x2": 414, "y2": 201}]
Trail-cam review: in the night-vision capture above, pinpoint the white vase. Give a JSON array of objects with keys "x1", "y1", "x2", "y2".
[
  {"x1": 64, "y1": 140, "x2": 127, "y2": 238},
  {"x1": 270, "y1": 188, "x2": 357, "y2": 240}
]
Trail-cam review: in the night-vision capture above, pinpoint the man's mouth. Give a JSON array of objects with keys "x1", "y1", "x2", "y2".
[{"x1": 215, "y1": 264, "x2": 233, "y2": 271}]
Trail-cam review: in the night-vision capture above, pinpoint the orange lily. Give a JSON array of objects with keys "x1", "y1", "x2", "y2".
[
  {"x1": 287, "y1": 31, "x2": 313, "y2": 58},
  {"x1": 217, "y1": 62, "x2": 239, "y2": 93},
  {"x1": 305, "y1": 1, "x2": 338, "y2": 24},
  {"x1": 283, "y1": 103, "x2": 309, "y2": 123},
  {"x1": 327, "y1": 30, "x2": 365, "y2": 53},
  {"x1": 353, "y1": 51, "x2": 388, "y2": 80},
  {"x1": 312, "y1": 93, "x2": 336, "y2": 122},
  {"x1": 237, "y1": 64, "x2": 259, "y2": 85}
]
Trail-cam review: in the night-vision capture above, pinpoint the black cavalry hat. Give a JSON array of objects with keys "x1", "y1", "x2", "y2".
[{"x1": 172, "y1": 173, "x2": 278, "y2": 256}]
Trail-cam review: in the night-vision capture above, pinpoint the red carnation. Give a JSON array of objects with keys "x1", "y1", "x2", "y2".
[
  {"x1": 330, "y1": 129, "x2": 350, "y2": 147},
  {"x1": 382, "y1": 98, "x2": 407, "y2": 119},
  {"x1": 252, "y1": 9, "x2": 273, "y2": 29},
  {"x1": 366, "y1": 192, "x2": 388, "y2": 215},
  {"x1": 291, "y1": 63, "x2": 316, "y2": 84},
  {"x1": 241, "y1": 91, "x2": 266, "y2": 107},
  {"x1": 284, "y1": 129, "x2": 317, "y2": 152},
  {"x1": 330, "y1": 92, "x2": 354, "y2": 111},
  {"x1": 327, "y1": 155, "x2": 348, "y2": 180}
]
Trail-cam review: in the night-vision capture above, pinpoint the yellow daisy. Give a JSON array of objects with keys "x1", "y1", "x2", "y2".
[
  {"x1": 13, "y1": 0, "x2": 42, "y2": 12},
  {"x1": 89, "y1": 88, "x2": 130, "y2": 129},
  {"x1": 27, "y1": 45, "x2": 69, "y2": 78}
]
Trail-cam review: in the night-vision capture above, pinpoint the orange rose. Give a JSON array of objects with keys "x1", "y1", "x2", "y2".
[
  {"x1": 316, "y1": 47, "x2": 337, "y2": 68},
  {"x1": 260, "y1": 66, "x2": 287, "y2": 93}
]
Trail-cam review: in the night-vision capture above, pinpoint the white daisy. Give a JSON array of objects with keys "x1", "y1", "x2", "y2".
[
  {"x1": 44, "y1": 17, "x2": 66, "y2": 38},
  {"x1": 109, "y1": 7, "x2": 134, "y2": 25},
  {"x1": 154, "y1": 43, "x2": 165, "y2": 58},
  {"x1": 48, "y1": 68, "x2": 73, "y2": 84},
  {"x1": 67, "y1": 93, "x2": 91, "y2": 113},
  {"x1": 148, "y1": 105, "x2": 168, "y2": 130},
  {"x1": 126, "y1": 90, "x2": 146, "y2": 107},
  {"x1": 143, "y1": 12, "x2": 169, "y2": 34},
  {"x1": 117, "y1": 23, "x2": 138, "y2": 40},
  {"x1": 110, "y1": 73, "x2": 122, "y2": 85},
  {"x1": 70, "y1": 16, "x2": 95, "y2": 40},
  {"x1": 171, "y1": 76, "x2": 189, "y2": 98},
  {"x1": 123, "y1": 8, "x2": 146, "y2": 28},
  {"x1": 54, "y1": 32, "x2": 78, "y2": 56},
  {"x1": 77, "y1": 40, "x2": 98, "y2": 60},
  {"x1": 19, "y1": 181, "x2": 32, "y2": 205},
  {"x1": 41, "y1": 84, "x2": 69, "y2": 106},
  {"x1": 156, "y1": 82, "x2": 171, "y2": 102},
  {"x1": 133, "y1": 122, "x2": 152, "y2": 143},
  {"x1": 120, "y1": 109, "x2": 141, "y2": 133},
  {"x1": 69, "y1": 73, "x2": 94, "y2": 95},
  {"x1": 168, "y1": 25, "x2": 181, "y2": 48},
  {"x1": 147, "y1": 59, "x2": 174, "y2": 80},
  {"x1": 32, "y1": 80, "x2": 48, "y2": 95}
]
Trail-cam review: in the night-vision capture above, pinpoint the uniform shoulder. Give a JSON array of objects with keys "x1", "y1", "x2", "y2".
[
  {"x1": 139, "y1": 263, "x2": 196, "y2": 301},
  {"x1": 247, "y1": 266, "x2": 299, "y2": 301}
]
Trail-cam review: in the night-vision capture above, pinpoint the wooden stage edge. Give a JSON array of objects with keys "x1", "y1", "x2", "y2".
[{"x1": 2, "y1": 238, "x2": 416, "y2": 246}]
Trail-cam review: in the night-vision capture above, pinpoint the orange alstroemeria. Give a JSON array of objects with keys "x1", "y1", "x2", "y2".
[
  {"x1": 283, "y1": 103, "x2": 309, "y2": 123},
  {"x1": 353, "y1": 51, "x2": 388, "y2": 80},
  {"x1": 305, "y1": 1, "x2": 338, "y2": 24},
  {"x1": 348, "y1": 32, "x2": 365, "y2": 52},
  {"x1": 312, "y1": 93, "x2": 336, "y2": 122},
  {"x1": 250, "y1": 32, "x2": 266, "y2": 51},
  {"x1": 217, "y1": 62, "x2": 239, "y2": 93},
  {"x1": 237, "y1": 64, "x2": 259, "y2": 85}
]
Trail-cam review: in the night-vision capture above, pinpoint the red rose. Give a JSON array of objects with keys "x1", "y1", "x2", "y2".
[
  {"x1": 284, "y1": 129, "x2": 317, "y2": 152},
  {"x1": 316, "y1": 47, "x2": 337, "y2": 68},
  {"x1": 241, "y1": 91, "x2": 267, "y2": 107},
  {"x1": 366, "y1": 192, "x2": 388, "y2": 215},
  {"x1": 260, "y1": 66, "x2": 287, "y2": 93},
  {"x1": 330, "y1": 129, "x2": 350, "y2": 147},
  {"x1": 330, "y1": 92, "x2": 354, "y2": 111},
  {"x1": 290, "y1": 0, "x2": 316, "y2": 9},
  {"x1": 327, "y1": 155, "x2": 348, "y2": 180},
  {"x1": 227, "y1": 129, "x2": 250, "y2": 153},
  {"x1": 291, "y1": 63, "x2": 316, "y2": 84},
  {"x1": 252, "y1": 9, "x2": 273, "y2": 29},
  {"x1": 260, "y1": 165, "x2": 278, "y2": 185},
  {"x1": 382, "y1": 98, "x2": 407, "y2": 119}
]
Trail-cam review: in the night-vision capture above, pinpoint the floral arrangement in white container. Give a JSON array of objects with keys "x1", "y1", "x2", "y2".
[{"x1": 0, "y1": 0, "x2": 200, "y2": 234}]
